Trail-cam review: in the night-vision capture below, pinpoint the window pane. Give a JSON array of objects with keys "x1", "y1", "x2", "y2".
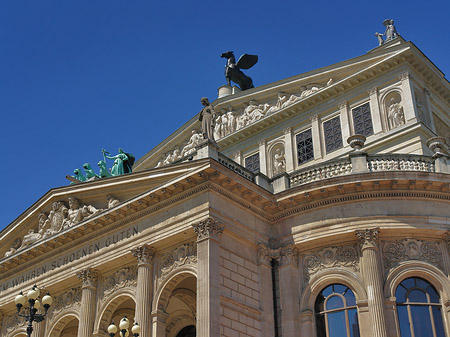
[
  {"x1": 396, "y1": 285, "x2": 407, "y2": 303},
  {"x1": 408, "y1": 289, "x2": 427, "y2": 303},
  {"x1": 401, "y1": 278, "x2": 415, "y2": 290},
  {"x1": 316, "y1": 314, "x2": 326, "y2": 337},
  {"x1": 352, "y1": 103, "x2": 373, "y2": 137},
  {"x1": 322, "y1": 285, "x2": 333, "y2": 298},
  {"x1": 296, "y1": 129, "x2": 314, "y2": 164},
  {"x1": 344, "y1": 289, "x2": 356, "y2": 307},
  {"x1": 397, "y1": 306, "x2": 412, "y2": 337},
  {"x1": 348, "y1": 309, "x2": 360, "y2": 337},
  {"x1": 327, "y1": 295, "x2": 344, "y2": 310},
  {"x1": 432, "y1": 306, "x2": 446, "y2": 337},
  {"x1": 328, "y1": 311, "x2": 347, "y2": 337},
  {"x1": 416, "y1": 278, "x2": 428, "y2": 289},
  {"x1": 334, "y1": 284, "x2": 346, "y2": 294},
  {"x1": 427, "y1": 286, "x2": 440, "y2": 304},
  {"x1": 244, "y1": 153, "x2": 260, "y2": 173},
  {"x1": 411, "y1": 305, "x2": 433, "y2": 337},
  {"x1": 324, "y1": 116, "x2": 343, "y2": 153},
  {"x1": 316, "y1": 293, "x2": 325, "y2": 313}
]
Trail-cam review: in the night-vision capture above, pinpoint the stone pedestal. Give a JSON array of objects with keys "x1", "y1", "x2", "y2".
[
  {"x1": 356, "y1": 229, "x2": 388, "y2": 337},
  {"x1": 193, "y1": 217, "x2": 223, "y2": 337},
  {"x1": 132, "y1": 245, "x2": 156, "y2": 337},
  {"x1": 194, "y1": 139, "x2": 219, "y2": 161},
  {"x1": 76, "y1": 269, "x2": 98, "y2": 337}
]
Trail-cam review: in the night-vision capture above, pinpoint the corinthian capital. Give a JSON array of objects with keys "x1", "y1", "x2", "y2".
[
  {"x1": 77, "y1": 268, "x2": 98, "y2": 288},
  {"x1": 280, "y1": 245, "x2": 299, "y2": 267},
  {"x1": 356, "y1": 228, "x2": 380, "y2": 250},
  {"x1": 132, "y1": 244, "x2": 156, "y2": 265},
  {"x1": 193, "y1": 217, "x2": 224, "y2": 241}
]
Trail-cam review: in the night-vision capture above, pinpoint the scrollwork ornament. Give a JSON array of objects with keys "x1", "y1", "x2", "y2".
[
  {"x1": 159, "y1": 242, "x2": 197, "y2": 281},
  {"x1": 101, "y1": 266, "x2": 138, "y2": 300},
  {"x1": 192, "y1": 217, "x2": 224, "y2": 241},
  {"x1": 5, "y1": 312, "x2": 23, "y2": 332},
  {"x1": 131, "y1": 244, "x2": 156, "y2": 265},
  {"x1": 356, "y1": 228, "x2": 380, "y2": 250},
  {"x1": 280, "y1": 245, "x2": 299, "y2": 267},
  {"x1": 51, "y1": 287, "x2": 82, "y2": 316},
  {"x1": 257, "y1": 244, "x2": 276, "y2": 265},
  {"x1": 77, "y1": 268, "x2": 98, "y2": 288}
]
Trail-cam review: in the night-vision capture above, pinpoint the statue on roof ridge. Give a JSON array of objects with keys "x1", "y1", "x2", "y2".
[
  {"x1": 199, "y1": 97, "x2": 216, "y2": 142},
  {"x1": 221, "y1": 51, "x2": 258, "y2": 91},
  {"x1": 375, "y1": 19, "x2": 399, "y2": 46}
]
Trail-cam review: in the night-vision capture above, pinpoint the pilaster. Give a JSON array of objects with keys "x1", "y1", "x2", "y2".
[
  {"x1": 151, "y1": 310, "x2": 169, "y2": 337},
  {"x1": 338, "y1": 101, "x2": 351, "y2": 142},
  {"x1": 368, "y1": 87, "x2": 383, "y2": 134},
  {"x1": 283, "y1": 127, "x2": 295, "y2": 172},
  {"x1": 257, "y1": 245, "x2": 275, "y2": 337},
  {"x1": 258, "y1": 139, "x2": 268, "y2": 175},
  {"x1": 310, "y1": 114, "x2": 322, "y2": 159},
  {"x1": 399, "y1": 72, "x2": 417, "y2": 123},
  {"x1": 356, "y1": 229, "x2": 388, "y2": 337},
  {"x1": 277, "y1": 245, "x2": 300, "y2": 337},
  {"x1": 423, "y1": 88, "x2": 436, "y2": 130},
  {"x1": 192, "y1": 217, "x2": 224, "y2": 337},
  {"x1": 132, "y1": 244, "x2": 156, "y2": 337},
  {"x1": 76, "y1": 268, "x2": 98, "y2": 337}
]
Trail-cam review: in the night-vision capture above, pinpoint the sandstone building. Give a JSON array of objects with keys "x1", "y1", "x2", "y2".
[{"x1": 0, "y1": 35, "x2": 449, "y2": 337}]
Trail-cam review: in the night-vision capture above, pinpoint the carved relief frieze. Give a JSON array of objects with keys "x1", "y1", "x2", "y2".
[
  {"x1": 158, "y1": 242, "x2": 197, "y2": 283},
  {"x1": 382, "y1": 239, "x2": 444, "y2": 271},
  {"x1": 101, "y1": 265, "x2": 138, "y2": 301},
  {"x1": 50, "y1": 286, "x2": 82, "y2": 317},
  {"x1": 5, "y1": 312, "x2": 23, "y2": 333},
  {"x1": 303, "y1": 245, "x2": 359, "y2": 282}
]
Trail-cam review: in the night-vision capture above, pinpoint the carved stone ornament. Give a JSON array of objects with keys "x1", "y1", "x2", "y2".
[
  {"x1": 444, "y1": 232, "x2": 450, "y2": 251},
  {"x1": 400, "y1": 72, "x2": 411, "y2": 81},
  {"x1": 158, "y1": 242, "x2": 197, "y2": 281},
  {"x1": 51, "y1": 287, "x2": 82, "y2": 316},
  {"x1": 77, "y1": 268, "x2": 98, "y2": 288},
  {"x1": 356, "y1": 228, "x2": 380, "y2": 249},
  {"x1": 280, "y1": 245, "x2": 299, "y2": 267},
  {"x1": 5, "y1": 312, "x2": 23, "y2": 332},
  {"x1": 368, "y1": 87, "x2": 378, "y2": 95},
  {"x1": 101, "y1": 265, "x2": 138, "y2": 301},
  {"x1": 303, "y1": 245, "x2": 359, "y2": 282},
  {"x1": 338, "y1": 101, "x2": 348, "y2": 110},
  {"x1": 382, "y1": 239, "x2": 444, "y2": 271},
  {"x1": 131, "y1": 245, "x2": 156, "y2": 265},
  {"x1": 192, "y1": 218, "x2": 224, "y2": 241},
  {"x1": 257, "y1": 244, "x2": 274, "y2": 265}
]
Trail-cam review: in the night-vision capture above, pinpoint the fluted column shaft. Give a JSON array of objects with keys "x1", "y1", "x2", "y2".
[
  {"x1": 132, "y1": 245, "x2": 155, "y2": 337},
  {"x1": 356, "y1": 229, "x2": 388, "y2": 337},
  {"x1": 32, "y1": 320, "x2": 46, "y2": 337},
  {"x1": 193, "y1": 217, "x2": 223, "y2": 337},
  {"x1": 77, "y1": 268, "x2": 98, "y2": 337}
]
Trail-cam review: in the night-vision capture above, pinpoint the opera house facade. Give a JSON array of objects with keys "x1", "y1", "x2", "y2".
[{"x1": 0, "y1": 34, "x2": 449, "y2": 337}]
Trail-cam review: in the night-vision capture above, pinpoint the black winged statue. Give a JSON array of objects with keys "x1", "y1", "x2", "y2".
[{"x1": 221, "y1": 51, "x2": 258, "y2": 90}]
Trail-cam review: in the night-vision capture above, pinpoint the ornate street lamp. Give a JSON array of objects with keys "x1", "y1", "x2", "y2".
[
  {"x1": 14, "y1": 285, "x2": 53, "y2": 337},
  {"x1": 108, "y1": 316, "x2": 140, "y2": 337}
]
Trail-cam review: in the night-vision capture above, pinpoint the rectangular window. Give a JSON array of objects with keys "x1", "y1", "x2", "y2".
[
  {"x1": 352, "y1": 102, "x2": 374, "y2": 137},
  {"x1": 323, "y1": 116, "x2": 343, "y2": 153},
  {"x1": 245, "y1": 153, "x2": 260, "y2": 173},
  {"x1": 296, "y1": 129, "x2": 314, "y2": 165}
]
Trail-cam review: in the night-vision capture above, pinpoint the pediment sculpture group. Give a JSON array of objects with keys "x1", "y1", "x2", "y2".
[{"x1": 4, "y1": 195, "x2": 121, "y2": 258}]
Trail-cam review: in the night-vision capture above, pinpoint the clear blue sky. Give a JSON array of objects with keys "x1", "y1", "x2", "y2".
[{"x1": 1, "y1": 0, "x2": 449, "y2": 231}]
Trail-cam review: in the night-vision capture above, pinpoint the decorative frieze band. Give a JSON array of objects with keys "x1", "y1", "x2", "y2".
[
  {"x1": 303, "y1": 245, "x2": 359, "y2": 282},
  {"x1": 192, "y1": 217, "x2": 224, "y2": 241},
  {"x1": 382, "y1": 239, "x2": 444, "y2": 272},
  {"x1": 356, "y1": 228, "x2": 380, "y2": 250},
  {"x1": 132, "y1": 244, "x2": 156, "y2": 265},
  {"x1": 77, "y1": 268, "x2": 98, "y2": 288}
]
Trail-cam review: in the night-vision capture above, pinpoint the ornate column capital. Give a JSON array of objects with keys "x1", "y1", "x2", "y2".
[
  {"x1": 368, "y1": 87, "x2": 378, "y2": 95},
  {"x1": 400, "y1": 72, "x2": 412, "y2": 81},
  {"x1": 338, "y1": 101, "x2": 348, "y2": 110},
  {"x1": 77, "y1": 268, "x2": 98, "y2": 289},
  {"x1": 310, "y1": 114, "x2": 319, "y2": 122},
  {"x1": 132, "y1": 244, "x2": 156, "y2": 265},
  {"x1": 193, "y1": 217, "x2": 223, "y2": 241},
  {"x1": 258, "y1": 139, "x2": 266, "y2": 147},
  {"x1": 283, "y1": 127, "x2": 292, "y2": 135},
  {"x1": 280, "y1": 245, "x2": 299, "y2": 267},
  {"x1": 257, "y1": 244, "x2": 279, "y2": 266},
  {"x1": 356, "y1": 228, "x2": 380, "y2": 250}
]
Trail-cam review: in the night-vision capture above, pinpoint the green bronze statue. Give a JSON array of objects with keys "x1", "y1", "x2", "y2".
[
  {"x1": 102, "y1": 148, "x2": 135, "y2": 176},
  {"x1": 72, "y1": 169, "x2": 86, "y2": 183},
  {"x1": 83, "y1": 163, "x2": 99, "y2": 180}
]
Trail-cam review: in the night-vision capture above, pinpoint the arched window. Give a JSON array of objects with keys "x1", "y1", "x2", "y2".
[
  {"x1": 315, "y1": 284, "x2": 360, "y2": 337},
  {"x1": 396, "y1": 277, "x2": 446, "y2": 337}
]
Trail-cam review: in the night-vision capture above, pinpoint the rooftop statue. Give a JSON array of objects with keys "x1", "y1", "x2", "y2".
[
  {"x1": 199, "y1": 97, "x2": 217, "y2": 142},
  {"x1": 103, "y1": 148, "x2": 135, "y2": 176},
  {"x1": 221, "y1": 51, "x2": 258, "y2": 90},
  {"x1": 375, "y1": 19, "x2": 399, "y2": 46}
]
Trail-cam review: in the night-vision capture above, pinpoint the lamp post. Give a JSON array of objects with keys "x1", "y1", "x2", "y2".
[
  {"x1": 14, "y1": 285, "x2": 53, "y2": 337},
  {"x1": 108, "y1": 316, "x2": 140, "y2": 337}
]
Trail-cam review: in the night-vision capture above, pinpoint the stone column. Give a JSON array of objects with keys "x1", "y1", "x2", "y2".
[
  {"x1": 356, "y1": 229, "x2": 388, "y2": 337},
  {"x1": 423, "y1": 88, "x2": 436, "y2": 130},
  {"x1": 77, "y1": 268, "x2": 98, "y2": 337},
  {"x1": 151, "y1": 310, "x2": 169, "y2": 337},
  {"x1": 283, "y1": 127, "x2": 295, "y2": 172},
  {"x1": 132, "y1": 245, "x2": 156, "y2": 337},
  {"x1": 338, "y1": 101, "x2": 351, "y2": 143},
  {"x1": 399, "y1": 72, "x2": 417, "y2": 123},
  {"x1": 32, "y1": 320, "x2": 46, "y2": 337},
  {"x1": 368, "y1": 87, "x2": 383, "y2": 134},
  {"x1": 193, "y1": 217, "x2": 223, "y2": 337},
  {"x1": 257, "y1": 245, "x2": 275, "y2": 337},
  {"x1": 258, "y1": 139, "x2": 267, "y2": 175},
  {"x1": 278, "y1": 245, "x2": 300, "y2": 336},
  {"x1": 310, "y1": 114, "x2": 323, "y2": 159}
]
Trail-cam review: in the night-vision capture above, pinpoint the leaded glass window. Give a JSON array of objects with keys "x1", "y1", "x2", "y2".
[
  {"x1": 315, "y1": 284, "x2": 360, "y2": 337},
  {"x1": 323, "y1": 116, "x2": 343, "y2": 153},
  {"x1": 245, "y1": 153, "x2": 260, "y2": 173},
  {"x1": 296, "y1": 129, "x2": 314, "y2": 165},
  {"x1": 396, "y1": 277, "x2": 446, "y2": 337},
  {"x1": 352, "y1": 103, "x2": 373, "y2": 136}
]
